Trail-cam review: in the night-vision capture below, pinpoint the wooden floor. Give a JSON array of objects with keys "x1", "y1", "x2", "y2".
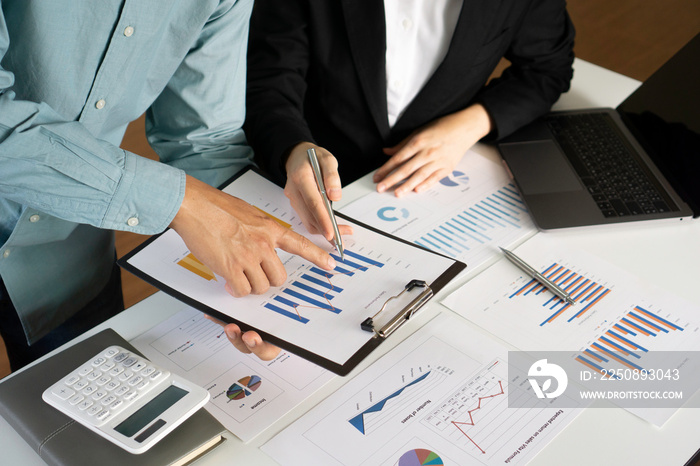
[{"x1": 1, "y1": 0, "x2": 698, "y2": 387}]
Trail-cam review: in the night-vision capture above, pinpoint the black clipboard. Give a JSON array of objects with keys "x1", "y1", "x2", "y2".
[{"x1": 119, "y1": 167, "x2": 465, "y2": 376}]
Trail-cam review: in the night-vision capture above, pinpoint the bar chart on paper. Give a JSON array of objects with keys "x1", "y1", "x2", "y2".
[
  {"x1": 575, "y1": 303, "x2": 695, "y2": 375},
  {"x1": 443, "y1": 235, "x2": 700, "y2": 354},
  {"x1": 125, "y1": 168, "x2": 462, "y2": 372},
  {"x1": 508, "y1": 261, "x2": 612, "y2": 326},
  {"x1": 263, "y1": 249, "x2": 385, "y2": 324},
  {"x1": 485, "y1": 257, "x2": 617, "y2": 337},
  {"x1": 340, "y1": 151, "x2": 537, "y2": 271},
  {"x1": 412, "y1": 182, "x2": 529, "y2": 260}
]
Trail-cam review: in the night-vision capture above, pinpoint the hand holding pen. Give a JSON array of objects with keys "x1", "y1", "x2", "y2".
[
  {"x1": 281, "y1": 142, "x2": 353, "y2": 253},
  {"x1": 307, "y1": 147, "x2": 345, "y2": 260}
]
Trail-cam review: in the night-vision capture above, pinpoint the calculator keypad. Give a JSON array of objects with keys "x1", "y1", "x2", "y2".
[{"x1": 46, "y1": 346, "x2": 170, "y2": 427}]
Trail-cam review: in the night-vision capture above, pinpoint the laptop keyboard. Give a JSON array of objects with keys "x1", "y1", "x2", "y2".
[{"x1": 546, "y1": 113, "x2": 674, "y2": 217}]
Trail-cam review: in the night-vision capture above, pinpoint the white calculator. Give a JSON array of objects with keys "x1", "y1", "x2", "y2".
[{"x1": 42, "y1": 345, "x2": 210, "y2": 454}]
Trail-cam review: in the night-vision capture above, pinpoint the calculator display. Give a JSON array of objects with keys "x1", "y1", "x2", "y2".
[{"x1": 114, "y1": 385, "x2": 188, "y2": 438}]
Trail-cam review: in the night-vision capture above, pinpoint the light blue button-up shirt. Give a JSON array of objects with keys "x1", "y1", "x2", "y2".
[{"x1": 0, "y1": 0, "x2": 254, "y2": 343}]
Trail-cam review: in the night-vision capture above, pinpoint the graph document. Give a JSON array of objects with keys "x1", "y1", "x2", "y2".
[
  {"x1": 442, "y1": 235, "x2": 700, "y2": 425},
  {"x1": 123, "y1": 170, "x2": 461, "y2": 371},
  {"x1": 130, "y1": 305, "x2": 334, "y2": 442},
  {"x1": 262, "y1": 313, "x2": 582, "y2": 465},
  {"x1": 340, "y1": 150, "x2": 537, "y2": 276}
]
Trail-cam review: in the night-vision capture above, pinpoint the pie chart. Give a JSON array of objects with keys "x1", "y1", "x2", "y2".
[
  {"x1": 226, "y1": 375, "x2": 262, "y2": 400},
  {"x1": 439, "y1": 170, "x2": 470, "y2": 187},
  {"x1": 397, "y1": 448, "x2": 444, "y2": 466}
]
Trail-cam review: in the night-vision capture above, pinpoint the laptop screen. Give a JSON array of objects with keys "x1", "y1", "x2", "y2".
[{"x1": 617, "y1": 33, "x2": 700, "y2": 216}]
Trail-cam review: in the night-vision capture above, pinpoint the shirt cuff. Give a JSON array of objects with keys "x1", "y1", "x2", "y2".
[{"x1": 101, "y1": 152, "x2": 185, "y2": 234}]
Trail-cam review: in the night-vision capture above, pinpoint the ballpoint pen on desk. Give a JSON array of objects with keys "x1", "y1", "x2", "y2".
[
  {"x1": 499, "y1": 247, "x2": 575, "y2": 305},
  {"x1": 307, "y1": 148, "x2": 345, "y2": 261}
]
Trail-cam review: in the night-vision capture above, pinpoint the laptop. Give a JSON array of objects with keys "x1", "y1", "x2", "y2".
[{"x1": 498, "y1": 33, "x2": 699, "y2": 230}]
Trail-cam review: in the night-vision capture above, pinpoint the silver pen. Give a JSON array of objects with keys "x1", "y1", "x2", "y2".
[
  {"x1": 499, "y1": 247, "x2": 575, "y2": 305},
  {"x1": 307, "y1": 148, "x2": 345, "y2": 261}
]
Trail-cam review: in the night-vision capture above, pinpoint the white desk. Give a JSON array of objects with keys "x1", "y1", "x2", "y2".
[{"x1": 2, "y1": 59, "x2": 698, "y2": 466}]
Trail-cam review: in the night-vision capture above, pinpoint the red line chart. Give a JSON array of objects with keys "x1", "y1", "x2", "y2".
[{"x1": 450, "y1": 380, "x2": 505, "y2": 454}]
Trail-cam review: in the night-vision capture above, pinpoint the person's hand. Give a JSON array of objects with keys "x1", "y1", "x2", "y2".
[
  {"x1": 169, "y1": 175, "x2": 336, "y2": 297},
  {"x1": 284, "y1": 142, "x2": 353, "y2": 240},
  {"x1": 204, "y1": 315, "x2": 281, "y2": 360},
  {"x1": 373, "y1": 103, "x2": 493, "y2": 196}
]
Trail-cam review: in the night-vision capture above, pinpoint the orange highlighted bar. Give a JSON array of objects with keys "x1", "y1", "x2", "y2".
[
  {"x1": 576, "y1": 356, "x2": 606, "y2": 375},
  {"x1": 585, "y1": 351, "x2": 605, "y2": 363},
  {"x1": 545, "y1": 304, "x2": 572, "y2": 324},
  {"x1": 255, "y1": 207, "x2": 291, "y2": 229},
  {"x1": 178, "y1": 253, "x2": 217, "y2": 281},
  {"x1": 591, "y1": 344, "x2": 639, "y2": 371},
  {"x1": 575, "y1": 288, "x2": 611, "y2": 319},
  {"x1": 598, "y1": 337, "x2": 631, "y2": 356},
  {"x1": 624, "y1": 315, "x2": 653, "y2": 336},
  {"x1": 565, "y1": 275, "x2": 584, "y2": 289},
  {"x1": 627, "y1": 313, "x2": 662, "y2": 333},
  {"x1": 635, "y1": 307, "x2": 680, "y2": 331},
  {"x1": 606, "y1": 331, "x2": 637, "y2": 350}
]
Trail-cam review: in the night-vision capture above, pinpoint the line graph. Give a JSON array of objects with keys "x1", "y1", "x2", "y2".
[
  {"x1": 450, "y1": 380, "x2": 505, "y2": 454},
  {"x1": 421, "y1": 359, "x2": 546, "y2": 458},
  {"x1": 348, "y1": 371, "x2": 434, "y2": 435}
]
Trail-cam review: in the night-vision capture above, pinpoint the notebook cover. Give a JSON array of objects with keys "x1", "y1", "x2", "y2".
[{"x1": 0, "y1": 328, "x2": 226, "y2": 466}]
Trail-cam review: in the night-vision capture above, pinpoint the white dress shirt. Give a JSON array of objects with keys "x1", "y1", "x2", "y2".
[{"x1": 384, "y1": 0, "x2": 463, "y2": 127}]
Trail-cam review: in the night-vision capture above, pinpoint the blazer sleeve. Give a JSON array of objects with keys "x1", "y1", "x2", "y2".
[
  {"x1": 476, "y1": 0, "x2": 576, "y2": 139},
  {"x1": 245, "y1": 0, "x2": 314, "y2": 183}
]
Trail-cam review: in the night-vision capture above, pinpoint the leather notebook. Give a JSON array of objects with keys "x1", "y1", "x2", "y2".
[{"x1": 0, "y1": 328, "x2": 226, "y2": 466}]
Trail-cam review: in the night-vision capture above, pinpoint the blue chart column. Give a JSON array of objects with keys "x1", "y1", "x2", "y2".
[{"x1": 263, "y1": 250, "x2": 385, "y2": 323}]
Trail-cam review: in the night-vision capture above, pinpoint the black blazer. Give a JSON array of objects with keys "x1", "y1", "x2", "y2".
[{"x1": 245, "y1": 0, "x2": 575, "y2": 185}]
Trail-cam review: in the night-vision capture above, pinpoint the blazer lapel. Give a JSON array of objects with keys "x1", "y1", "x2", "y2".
[
  {"x1": 394, "y1": 0, "x2": 500, "y2": 134},
  {"x1": 341, "y1": 0, "x2": 391, "y2": 139}
]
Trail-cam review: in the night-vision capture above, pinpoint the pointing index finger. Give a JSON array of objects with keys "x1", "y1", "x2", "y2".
[{"x1": 277, "y1": 228, "x2": 336, "y2": 271}]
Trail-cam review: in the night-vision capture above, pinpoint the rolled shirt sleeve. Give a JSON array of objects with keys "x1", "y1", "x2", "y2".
[
  {"x1": 0, "y1": 0, "x2": 254, "y2": 343},
  {"x1": 0, "y1": 0, "x2": 254, "y2": 239},
  {"x1": 0, "y1": 97, "x2": 184, "y2": 236}
]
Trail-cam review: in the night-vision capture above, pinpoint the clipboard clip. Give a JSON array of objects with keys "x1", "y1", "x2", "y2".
[{"x1": 361, "y1": 279, "x2": 433, "y2": 339}]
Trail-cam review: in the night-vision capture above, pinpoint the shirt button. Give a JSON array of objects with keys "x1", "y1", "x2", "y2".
[
  {"x1": 391, "y1": 79, "x2": 404, "y2": 91},
  {"x1": 127, "y1": 217, "x2": 139, "y2": 227},
  {"x1": 123, "y1": 26, "x2": 134, "y2": 37},
  {"x1": 401, "y1": 18, "x2": 413, "y2": 30},
  {"x1": 95, "y1": 99, "x2": 106, "y2": 110},
  {"x1": 29, "y1": 214, "x2": 41, "y2": 223},
  {"x1": 2, "y1": 250, "x2": 9, "y2": 259}
]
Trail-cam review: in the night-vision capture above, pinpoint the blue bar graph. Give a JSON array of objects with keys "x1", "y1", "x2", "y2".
[
  {"x1": 414, "y1": 183, "x2": 528, "y2": 258},
  {"x1": 263, "y1": 249, "x2": 385, "y2": 323}
]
